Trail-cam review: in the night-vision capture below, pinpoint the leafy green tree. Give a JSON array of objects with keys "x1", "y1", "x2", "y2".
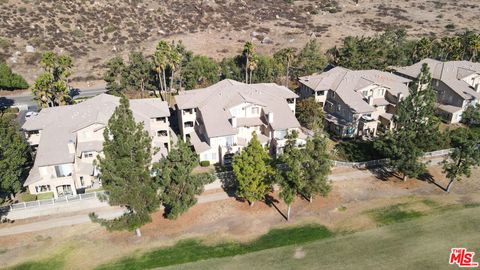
[
  {"x1": 181, "y1": 55, "x2": 219, "y2": 89},
  {"x1": 302, "y1": 133, "x2": 331, "y2": 202},
  {"x1": 461, "y1": 105, "x2": 480, "y2": 128},
  {"x1": 294, "y1": 40, "x2": 327, "y2": 77},
  {"x1": 219, "y1": 56, "x2": 244, "y2": 82},
  {"x1": 154, "y1": 139, "x2": 214, "y2": 219},
  {"x1": 90, "y1": 96, "x2": 159, "y2": 237},
  {"x1": 233, "y1": 132, "x2": 274, "y2": 206},
  {"x1": 296, "y1": 98, "x2": 324, "y2": 131},
  {"x1": 376, "y1": 63, "x2": 439, "y2": 180},
  {"x1": 0, "y1": 115, "x2": 30, "y2": 201},
  {"x1": 123, "y1": 52, "x2": 155, "y2": 98},
  {"x1": 442, "y1": 128, "x2": 480, "y2": 192},
  {"x1": 0, "y1": 62, "x2": 29, "y2": 90},
  {"x1": 104, "y1": 56, "x2": 126, "y2": 96},
  {"x1": 32, "y1": 52, "x2": 73, "y2": 108}
]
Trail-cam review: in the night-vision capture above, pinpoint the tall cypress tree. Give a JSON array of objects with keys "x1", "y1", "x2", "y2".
[
  {"x1": 277, "y1": 131, "x2": 305, "y2": 221},
  {"x1": 376, "y1": 63, "x2": 439, "y2": 180},
  {"x1": 233, "y1": 132, "x2": 274, "y2": 206},
  {"x1": 90, "y1": 96, "x2": 159, "y2": 237},
  {"x1": 302, "y1": 133, "x2": 332, "y2": 202},
  {"x1": 155, "y1": 139, "x2": 213, "y2": 219},
  {"x1": 0, "y1": 115, "x2": 30, "y2": 201}
]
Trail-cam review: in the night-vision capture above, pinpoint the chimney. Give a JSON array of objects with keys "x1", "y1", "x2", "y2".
[
  {"x1": 231, "y1": 116, "x2": 237, "y2": 128},
  {"x1": 268, "y1": 112, "x2": 274, "y2": 124},
  {"x1": 397, "y1": 93, "x2": 403, "y2": 102},
  {"x1": 67, "y1": 140, "x2": 75, "y2": 154},
  {"x1": 475, "y1": 83, "x2": 480, "y2": 92}
]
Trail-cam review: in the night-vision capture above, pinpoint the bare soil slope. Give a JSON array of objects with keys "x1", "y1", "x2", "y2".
[{"x1": 0, "y1": 0, "x2": 479, "y2": 84}]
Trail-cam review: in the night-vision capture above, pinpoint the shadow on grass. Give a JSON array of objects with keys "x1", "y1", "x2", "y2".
[{"x1": 96, "y1": 224, "x2": 334, "y2": 270}]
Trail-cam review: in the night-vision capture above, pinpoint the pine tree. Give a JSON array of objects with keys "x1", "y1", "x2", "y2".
[
  {"x1": 233, "y1": 132, "x2": 274, "y2": 206},
  {"x1": 90, "y1": 96, "x2": 159, "y2": 236},
  {"x1": 376, "y1": 63, "x2": 439, "y2": 180},
  {"x1": 0, "y1": 115, "x2": 30, "y2": 201},
  {"x1": 302, "y1": 133, "x2": 332, "y2": 202},
  {"x1": 277, "y1": 131, "x2": 304, "y2": 221},
  {"x1": 442, "y1": 128, "x2": 480, "y2": 192},
  {"x1": 155, "y1": 139, "x2": 214, "y2": 219}
]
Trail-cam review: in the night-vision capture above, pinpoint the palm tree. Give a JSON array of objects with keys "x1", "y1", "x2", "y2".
[
  {"x1": 153, "y1": 41, "x2": 171, "y2": 94},
  {"x1": 243, "y1": 42, "x2": 254, "y2": 84},
  {"x1": 248, "y1": 54, "x2": 258, "y2": 84},
  {"x1": 169, "y1": 43, "x2": 182, "y2": 93},
  {"x1": 274, "y1": 48, "x2": 297, "y2": 87}
]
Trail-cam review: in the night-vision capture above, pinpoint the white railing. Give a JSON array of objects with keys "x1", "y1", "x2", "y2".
[{"x1": 0, "y1": 191, "x2": 106, "y2": 212}]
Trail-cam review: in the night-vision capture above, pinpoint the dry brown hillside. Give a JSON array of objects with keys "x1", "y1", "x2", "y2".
[{"x1": 0, "y1": 0, "x2": 479, "y2": 84}]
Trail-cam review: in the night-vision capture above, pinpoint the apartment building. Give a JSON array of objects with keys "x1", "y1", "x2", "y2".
[
  {"x1": 299, "y1": 67, "x2": 411, "y2": 138},
  {"x1": 394, "y1": 59, "x2": 480, "y2": 123},
  {"x1": 22, "y1": 94, "x2": 171, "y2": 198},
  {"x1": 175, "y1": 79, "x2": 306, "y2": 165}
]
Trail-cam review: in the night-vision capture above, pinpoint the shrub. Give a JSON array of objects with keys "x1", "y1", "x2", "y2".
[
  {"x1": 200, "y1": 160, "x2": 210, "y2": 167},
  {"x1": 0, "y1": 62, "x2": 29, "y2": 90},
  {"x1": 20, "y1": 192, "x2": 37, "y2": 202}
]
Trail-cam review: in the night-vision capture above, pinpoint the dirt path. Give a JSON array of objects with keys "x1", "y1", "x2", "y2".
[{"x1": 0, "y1": 165, "x2": 478, "y2": 269}]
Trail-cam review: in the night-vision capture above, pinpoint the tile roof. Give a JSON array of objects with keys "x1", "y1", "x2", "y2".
[
  {"x1": 299, "y1": 67, "x2": 411, "y2": 114},
  {"x1": 394, "y1": 59, "x2": 480, "y2": 100},
  {"x1": 175, "y1": 79, "x2": 300, "y2": 138},
  {"x1": 22, "y1": 94, "x2": 169, "y2": 167}
]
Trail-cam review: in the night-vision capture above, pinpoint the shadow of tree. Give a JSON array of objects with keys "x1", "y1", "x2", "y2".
[
  {"x1": 418, "y1": 172, "x2": 447, "y2": 192},
  {"x1": 265, "y1": 194, "x2": 287, "y2": 221}
]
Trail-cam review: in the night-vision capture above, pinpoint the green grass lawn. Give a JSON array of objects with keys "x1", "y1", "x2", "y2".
[
  {"x1": 161, "y1": 206, "x2": 480, "y2": 270},
  {"x1": 96, "y1": 224, "x2": 333, "y2": 270}
]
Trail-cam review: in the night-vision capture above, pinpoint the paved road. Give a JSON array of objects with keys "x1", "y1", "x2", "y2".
[{"x1": 0, "y1": 87, "x2": 107, "y2": 109}]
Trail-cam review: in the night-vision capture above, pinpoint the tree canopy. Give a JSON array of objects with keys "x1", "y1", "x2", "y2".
[
  {"x1": 0, "y1": 115, "x2": 30, "y2": 201},
  {"x1": 375, "y1": 63, "x2": 439, "y2": 180},
  {"x1": 154, "y1": 139, "x2": 214, "y2": 219},
  {"x1": 90, "y1": 96, "x2": 159, "y2": 235},
  {"x1": 0, "y1": 62, "x2": 29, "y2": 90},
  {"x1": 232, "y1": 132, "x2": 274, "y2": 206},
  {"x1": 32, "y1": 52, "x2": 73, "y2": 108},
  {"x1": 296, "y1": 98, "x2": 325, "y2": 131},
  {"x1": 442, "y1": 128, "x2": 480, "y2": 192}
]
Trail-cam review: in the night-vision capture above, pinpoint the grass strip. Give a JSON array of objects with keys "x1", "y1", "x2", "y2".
[{"x1": 96, "y1": 224, "x2": 333, "y2": 270}]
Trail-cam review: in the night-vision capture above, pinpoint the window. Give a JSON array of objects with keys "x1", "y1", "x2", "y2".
[
  {"x1": 226, "y1": 136, "x2": 234, "y2": 146},
  {"x1": 84, "y1": 152, "x2": 94, "y2": 158},
  {"x1": 155, "y1": 117, "x2": 166, "y2": 123},
  {"x1": 211, "y1": 153, "x2": 217, "y2": 160},
  {"x1": 318, "y1": 91, "x2": 325, "y2": 96},
  {"x1": 184, "y1": 121, "x2": 194, "y2": 128},
  {"x1": 183, "y1": 109, "x2": 193, "y2": 115},
  {"x1": 35, "y1": 185, "x2": 51, "y2": 193},
  {"x1": 164, "y1": 143, "x2": 169, "y2": 151},
  {"x1": 54, "y1": 164, "x2": 72, "y2": 178},
  {"x1": 157, "y1": 130, "x2": 168, "y2": 137},
  {"x1": 80, "y1": 176, "x2": 85, "y2": 186},
  {"x1": 362, "y1": 90, "x2": 368, "y2": 97},
  {"x1": 287, "y1": 98, "x2": 295, "y2": 104},
  {"x1": 251, "y1": 107, "x2": 259, "y2": 114},
  {"x1": 28, "y1": 130, "x2": 40, "y2": 135}
]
